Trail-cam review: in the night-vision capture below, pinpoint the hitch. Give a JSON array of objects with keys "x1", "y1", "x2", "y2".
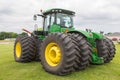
[
  {"x1": 22, "y1": 28, "x2": 38, "y2": 38},
  {"x1": 22, "y1": 28, "x2": 32, "y2": 34}
]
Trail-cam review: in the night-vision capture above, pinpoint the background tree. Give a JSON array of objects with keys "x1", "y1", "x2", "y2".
[{"x1": 0, "y1": 32, "x2": 18, "y2": 40}]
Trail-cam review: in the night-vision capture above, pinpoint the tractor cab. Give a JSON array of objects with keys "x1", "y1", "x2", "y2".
[{"x1": 33, "y1": 9, "x2": 75, "y2": 37}]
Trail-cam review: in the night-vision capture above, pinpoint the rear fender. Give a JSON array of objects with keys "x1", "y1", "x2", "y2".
[{"x1": 92, "y1": 32, "x2": 104, "y2": 39}]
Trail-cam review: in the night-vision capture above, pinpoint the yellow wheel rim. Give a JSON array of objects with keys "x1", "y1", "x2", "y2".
[
  {"x1": 45, "y1": 42, "x2": 61, "y2": 67},
  {"x1": 15, "y1": 42, "x2": 22, "y2": 58}
]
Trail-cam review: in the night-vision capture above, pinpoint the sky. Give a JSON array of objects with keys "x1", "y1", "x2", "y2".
[{"x1": 0, "y1": 0, "x2": 120, "y2": 34}]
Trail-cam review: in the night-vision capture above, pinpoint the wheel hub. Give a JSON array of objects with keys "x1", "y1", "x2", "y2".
[
  {"x1": 15, "y1": 42, "x2": 22, "y2": 58},
  {"x1": 45, "y1": 42, "x2": 61, "y2": 66}
]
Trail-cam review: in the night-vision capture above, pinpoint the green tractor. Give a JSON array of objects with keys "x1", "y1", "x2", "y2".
[{"x1": 14, "y1": 8, "x2": 116, "y2": 75}]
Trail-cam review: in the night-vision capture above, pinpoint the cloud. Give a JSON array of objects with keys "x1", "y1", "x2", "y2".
[{"x1": 0, "y1": 0, "x2": 120, "y2": 33}]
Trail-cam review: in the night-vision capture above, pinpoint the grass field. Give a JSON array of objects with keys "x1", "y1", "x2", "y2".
[{"x1": 0, "y1": 42, "x2": 120, "y2": 80}]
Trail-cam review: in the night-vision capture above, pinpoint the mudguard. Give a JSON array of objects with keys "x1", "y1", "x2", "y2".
[{"x1": 92, "y1": 32, "x2": 104, "y2": 39}]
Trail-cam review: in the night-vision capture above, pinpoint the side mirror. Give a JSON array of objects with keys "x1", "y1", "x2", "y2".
[
  {"x1": 33, "y1": 15, "x2": 37, "y2": 21},
  {"x1": 33, "y1": 14, "x2": 45, "y2": 21}
]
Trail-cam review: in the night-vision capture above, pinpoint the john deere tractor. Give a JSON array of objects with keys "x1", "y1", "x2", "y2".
[{"x1": 14, "y1": 8, "x2": 116, "y2": 75}]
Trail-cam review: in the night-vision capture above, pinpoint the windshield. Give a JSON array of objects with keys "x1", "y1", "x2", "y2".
[{"x1": 56, "y1": 13, "x2": 73, "y2": 28}]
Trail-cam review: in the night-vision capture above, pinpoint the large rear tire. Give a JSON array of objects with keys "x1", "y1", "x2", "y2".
[
  {"x1": 14, "y1": 35, "x2": 36, "y2": 62},
  {"x1": 41, "y1": 33, "x2": 76, "y2": 75},
  {"x1": 69, "y1": 33, "x2": 92, "y2": 70},
  {"x1": 104, "y1": 38, "x2": 116, "y2": 63}
]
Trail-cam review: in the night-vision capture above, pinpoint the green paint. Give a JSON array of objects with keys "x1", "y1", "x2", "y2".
[
  {"x1": 49, "y1": 24, "x2": 75, "y2": 33},
  {"x1": 49, "y1": 24, "x2": 60, "y2": 32},
  {"x1": 38, "y1": 35, "x2": 45, "y2": 40},
  {"x1": 92, "y1": 53, "x2": 104, "y2": 64},
  {"x1": 92, "y1": 32, "x2": 104, "y2": 39}
]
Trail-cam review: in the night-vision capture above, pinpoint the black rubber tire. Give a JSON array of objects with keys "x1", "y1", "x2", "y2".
[
  {"x1": 33, "y1": 38, "x2": 42, "y2": 61},
  {"x1": 41, "y1": 33, "x2": 76, "y2": 75},
  {"x1": 96, "y1": 39, "x2": 108, "y2": 62},
  {"x1": 14, "y1": 35, "x2": 36, "y2": 62},
  {"x1": 68, "y1": 33, "x2": 92, "y2": 70},
  {"x1": 104, "y1": 38, "x2": 116, "y2": 63}
]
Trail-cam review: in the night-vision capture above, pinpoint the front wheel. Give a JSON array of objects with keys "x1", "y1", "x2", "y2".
[{"x1": 14, "y1": 35, "x2": 36, "y2": 62}]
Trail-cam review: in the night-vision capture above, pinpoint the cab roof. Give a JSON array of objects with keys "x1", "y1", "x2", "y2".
[{"x1": 43, "y1": 8, "x2": 75, "y2": 15}]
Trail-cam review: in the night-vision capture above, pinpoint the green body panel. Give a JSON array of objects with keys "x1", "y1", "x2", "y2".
[
  {"x1": 92, "y1": 53, "x2": 104, "y2": 64},
  {"x1": 90, "y1": 33, "x2": 104, "y2": 64},
  {"x1": 38, "y1": 35, "x2": 45, "y2": 40},
  {"x1": 61, "y1": 27, "x2": 75, "y2": 32},
  {"x1": 90, "y1": 32, "x2": 104, "y2": 64},
  {"x1": 92, "y1": 32, "x2": 104, "y2": 39},
  {"x1": 49, "y1": 24, "x2": 75, "y2": 33},
  {"x1": 49, "y1": 24, "x2": 61, "y2": 32}
]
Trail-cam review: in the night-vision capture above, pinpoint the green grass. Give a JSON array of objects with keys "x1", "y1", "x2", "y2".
[{"x1": 0, "y1": 43, "x2": 120, "y2": 80}]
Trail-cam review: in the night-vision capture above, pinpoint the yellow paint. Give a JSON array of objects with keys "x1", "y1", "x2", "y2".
[
  {"x1": 15, "y1": 42, "x2": 22, "y2": 58},
  {"x1": 45, "y1": 42, "x2": 61, "y2": 66}
]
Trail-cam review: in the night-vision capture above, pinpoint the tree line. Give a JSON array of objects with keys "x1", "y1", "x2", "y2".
[{"x1": 0, "y1": 32, "x2": 27, "y2": 40}]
